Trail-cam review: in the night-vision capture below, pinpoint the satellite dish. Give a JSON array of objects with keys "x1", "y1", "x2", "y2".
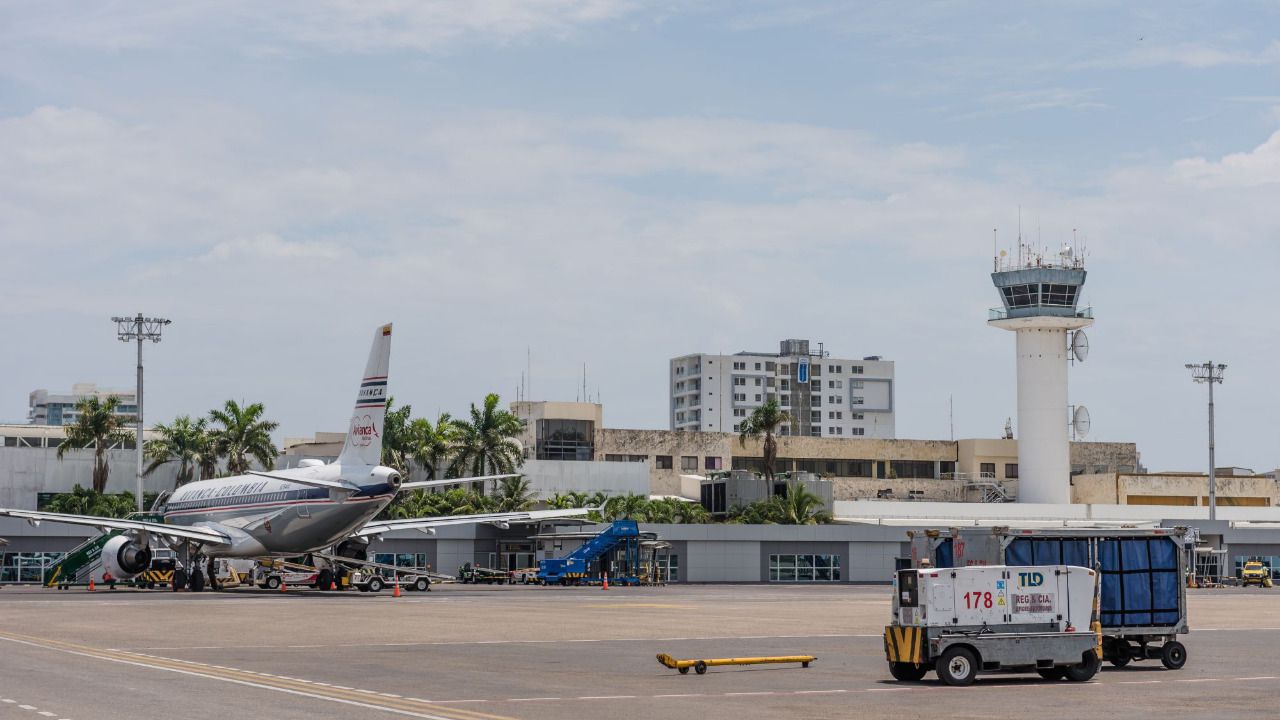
[
  {"x1": 1071, "y1": 330, "x2": 1090, "y2": 363},
  {"x1": 1072, "y1": 405, "x2": 1091, "y2": 439},
  {"x1": 999, "y1": 249, "x2": 1007, "y2": 257}
]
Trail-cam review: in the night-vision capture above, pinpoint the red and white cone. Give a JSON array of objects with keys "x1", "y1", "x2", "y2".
[{"x1": 602, "y1": 571, "x2": 609, "y2": 591}]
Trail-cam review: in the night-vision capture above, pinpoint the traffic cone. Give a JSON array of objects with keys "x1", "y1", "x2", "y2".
[
  {"x1": 88, "y1": 578, "x2": 95, "y2": 592},
  {"x1": 330, "y1": 578, "x2": 338, "y2": 591},
  {"x1": 602, "y1": 572, "x2": 609, "y2": 591},
  {"x1": 279, "y1": 578, "x2": 287, "y2": 593},
  {"x1": 393, "y1": 580, "x2": 401, "y2": 598}
]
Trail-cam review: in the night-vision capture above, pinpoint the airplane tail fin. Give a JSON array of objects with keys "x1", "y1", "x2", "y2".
[{"x1": 338, "y1": 323, "x2": 393, "y2": 467}]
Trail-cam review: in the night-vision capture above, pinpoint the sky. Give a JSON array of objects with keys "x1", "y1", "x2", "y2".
[{"x1": 1, "y1": 1, "x2": 1277, "y2": 473}]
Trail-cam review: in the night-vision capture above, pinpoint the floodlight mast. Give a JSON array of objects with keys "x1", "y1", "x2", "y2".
[
  {"x1": 1185, "y1": 361, "x2": 1226, "y2": 521},
  {"x1": 113, "y1": 314, "x2": 172, "y2": 512}
]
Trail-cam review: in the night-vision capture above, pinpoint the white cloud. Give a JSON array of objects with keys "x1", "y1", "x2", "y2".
[
  {"x1": 1171, "y1": 130, "x2": 1280, "y2": 188},
  {"x1": 0, "y1": 0, "x2": 639, "y2": 52}
]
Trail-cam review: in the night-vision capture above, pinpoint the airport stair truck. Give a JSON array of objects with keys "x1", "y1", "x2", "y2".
[
  {"x1": 908, "y1": 527, "x2": 1189, "y2": 669},
  {"x1": 538, "y1": 520, "x2": 641, "y2": 585},
  {"x1": 885, "y1": 564, "x2": 1103, "y2": 686}
]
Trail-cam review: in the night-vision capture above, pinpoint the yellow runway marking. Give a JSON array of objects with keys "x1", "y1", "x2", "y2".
[
  {"x1": 0, "y1": 630, "x2": 514, "y2": 720},
  {"x1": 578, "y1": 603, "x2": 695, "y2": 609}
]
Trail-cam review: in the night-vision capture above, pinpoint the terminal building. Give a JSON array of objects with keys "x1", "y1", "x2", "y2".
[
  {"x1": 28, "y1": 383, "x2": 137, "y2": 426},
  {"x1": 670, "y1": 339, "x2": 895, "y2": 438}
]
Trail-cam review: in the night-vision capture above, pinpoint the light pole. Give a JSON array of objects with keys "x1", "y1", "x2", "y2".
[
  {"x1": 113, "y1": 314, "x2": 171, "y2": 512},
  {"x1": 1185, "y1": 362, "x2": 1226, "y2": 521}
]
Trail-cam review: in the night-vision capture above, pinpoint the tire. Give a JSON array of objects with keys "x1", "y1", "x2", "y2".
[
  {"x1": 317, "y1": 569, "x2": 333, "y2": 590},
  {"x1": 678, "y1": 667, "x2": 689, "y2": 675},
  {"x1": 694, "y1": 661, "x2": 707, "y2": 675},
  {"x1": 889, "y1": 662, "x2": 929, "y2": 682},
  {"x1": 173, "y1": 569, "x2": 188, "y2": 591},
  {"x1": 936, "y1": 646, "x2": 978, "y2": 686},
  {"x1": 264, "y1": 576, "x2": 281, "y2": 590},
  {"x1": 1037, "y1": 668, "x2": 1067, "y2": 680},
  {"x1": 1065, "y1": 652, "x2": 1100, "y2": 682},
  {"x1": 1160, "y1": 641, "x2": 1187, "y2": 670},
  {"x1": 414, "y1": 578, "x2": 429, "y2": 592},
  {"x1": 367, "y1": 577, "x2": 384, "y2": 593},
  {"x1": 189, "y1": 570, "x2": 205, "y2": 593},
  {"x1": 1109, "y1": 639, "x2": 1132, "y2": 668}
]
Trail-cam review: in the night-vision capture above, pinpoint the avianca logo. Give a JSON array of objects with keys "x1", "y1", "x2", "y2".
[{"x1": 349, "y1": 414, "x2": 381, "y2": 447}]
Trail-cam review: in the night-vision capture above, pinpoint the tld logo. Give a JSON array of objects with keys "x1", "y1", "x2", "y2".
[{"x1": 1018, "y1": 571, "x2": 1045, "y2": 588}]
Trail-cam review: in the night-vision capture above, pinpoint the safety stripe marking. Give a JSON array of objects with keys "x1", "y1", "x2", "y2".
[{"x1": 0, "y1": 631, "x2": 511, "y2": 720}]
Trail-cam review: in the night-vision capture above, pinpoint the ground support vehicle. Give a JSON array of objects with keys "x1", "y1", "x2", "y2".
[
  {"x1": 457, "y1": 563, "x2": 511, "y2": 584},
  {"x1": 1241, "y1": 561, "x2": 1274, "y2": 588},
  {"x1": 349, "y1": 567, "x2": 431, "y2": 592},
  {"x1": 885, "y1": 565, "x2": 1102, "y2": 686},
  {"x1": 250, "y1": 561, "x2": 321, "y2": 590},
  {"x1": 537, "y1": 520, "x2": 642, "y2": 585},
  {"x1": 908, "y1": 526, "x2": 1190, "y2": 669}
]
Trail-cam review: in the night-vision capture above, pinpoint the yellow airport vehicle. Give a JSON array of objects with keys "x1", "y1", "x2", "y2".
[
  {"x1": 656, "y1": 652, "x2": 815, "y2": 675},
  {"x1": 1241, "y1": 561, "x2": 1273, "y2": 588}
]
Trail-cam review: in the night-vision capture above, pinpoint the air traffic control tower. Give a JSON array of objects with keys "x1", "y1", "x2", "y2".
[{"x1": 989, "y1": 246, "x2": 1092, "y2": 504}]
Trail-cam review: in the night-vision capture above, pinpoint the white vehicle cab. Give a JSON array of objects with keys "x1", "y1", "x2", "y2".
[{"x1": 885, "y1": 565, "x2": 1102, "y2": 686}]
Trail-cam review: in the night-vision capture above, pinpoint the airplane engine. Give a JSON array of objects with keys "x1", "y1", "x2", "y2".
[
  {"x1": 369, "y1": 466, "x2": 402, "y2": 492},
  {"x1": 101, "y1": 535, "x2": 153, "y2": 579}
]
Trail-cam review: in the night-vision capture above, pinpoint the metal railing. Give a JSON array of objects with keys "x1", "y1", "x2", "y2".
[{"x1": 988, "y1": 306, "x2": 1093, "y2": 321}]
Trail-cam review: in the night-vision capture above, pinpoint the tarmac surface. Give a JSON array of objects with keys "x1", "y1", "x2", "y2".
[{"x1": 0, "y1": 583, "x2": 1277, "y2": 720}]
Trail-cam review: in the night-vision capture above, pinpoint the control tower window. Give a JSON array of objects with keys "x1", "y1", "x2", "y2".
[
  {"x1": 1002, "y1": 284, "x2": 1039, "y2": 308},
  {"x1": 1041, "y1": 284, "x2": 1077, "y2": 307}
]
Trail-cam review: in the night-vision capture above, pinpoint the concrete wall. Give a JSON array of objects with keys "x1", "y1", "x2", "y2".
[
  {"x1": 685, "y1": 540, "x2": 762, "y2": 582},
  {"x1": 1072, "y1": 472, "x2": 1279, "y2": 506},
  {"x1": 521, "y1": 459, "x2": 649, "y2": 499},
  {"x1": 598, "y1": 429, "x2": 732, "y2": 496},
  {"x1": 0, "y1": 446, "x2": 182, "y2": 509}
]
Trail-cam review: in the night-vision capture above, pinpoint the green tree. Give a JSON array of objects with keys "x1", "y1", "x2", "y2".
[
  {"x1": 144, "y1": 415, "x2": 214, "y2": 487},
  {"x1": 645, "y1": 497, "x2": 679, "y2": 523},
  {"x1": 738, "y1": 398, "x2": 792, "y2": 482},
  {"x1": 208, "y1": 400, "x2": 279, "y2": 476},
  {"x1": 774, "y1": 482, "x2": 831, "y2": 525},
  {"x1": 44, "y1": 485, "x2": 145, "y2": 518},
  {"x1": 673, "y1": 501, "x2": 711, "y2": 524},
  {"x1": 449, "y1": 393, "x2": 525, "y2": 478},
  {"x1": 490, "y1": 476, "x2": 536, "y2": 513},
  {"x1": 407, "y1": 412, "x2": 455, "y2": 480},
  {"x1": 380, "y1": 398, "x2": 414, "y2": 473},
  {"x1": 57, "y1": 396, "x2": 134, "y2": 493},
  {"x1": 602, "y1": 493, "x2": 649, "y2": 522},
  {"x1": 548, "y1": 491, "x2": 591, "y2": 509}
]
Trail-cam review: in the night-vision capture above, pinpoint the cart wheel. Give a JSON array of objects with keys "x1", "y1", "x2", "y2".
[
  {"x1": 414, "y1": 578, "x2": 429, "y2": 592},
  {"x1": 367, "y1": 577, "x2": 384, "y2": 593},
  {"x1": 936, "y1": 647, "x2": 977, "y2": 686},
  {"x1": 265, "y1": 576, "x2": 281, "y2": 590},
  {"x1": 1160, "y1": 641, "x2": 1187, "y2": 670},
  {"x1": 1109, "y1": 639, "x2": 1132, "y2": 667},
  {"x1": 889, "y1": 662, "x2": 929, "y2": 681},
  {"x1": 1036, "y1": 668, "x2": 1066, "y2": 681},
  {"x1": 694, "y1": 661, "x2": 707, "y2": 675},
  {"x1": 1065, "y1": 652, "x2": 1100, "y2": 682},
  {"x1": 802, "y1": 661, "x2": 810, "y2": 668},
  {"x1": 678, "y1": 667, "x2": 689, "y2": 675}
]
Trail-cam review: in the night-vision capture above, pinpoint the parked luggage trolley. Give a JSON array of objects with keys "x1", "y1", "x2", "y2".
[
  {"x1": 885, "y1": 565, "x2": 1103, "y2": 686},
  {"x1": 907, "y1": 526, "x2": 1190, "y2": 669}
]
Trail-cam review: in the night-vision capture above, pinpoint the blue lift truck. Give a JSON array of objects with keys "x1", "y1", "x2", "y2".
[{"x1": 537, "y1": 520, "x2": 642, "y2": 586}]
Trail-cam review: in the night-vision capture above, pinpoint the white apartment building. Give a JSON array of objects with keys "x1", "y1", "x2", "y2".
[
  {"x1": 670, "y1": 339, "x2": 895, "y2": 439},
  {"x1": 28, "y1": 383, "x2": 138, "y2": 426}
]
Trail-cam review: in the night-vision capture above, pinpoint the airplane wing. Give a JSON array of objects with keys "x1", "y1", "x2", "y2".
[
  {"x1": 398, "y1": 474, "x2": 522, "y2": 492},
  {"x1": 246, "y1": 470, "x2": 360, "y2": 493},
  {"x1": 0, "y1": 508, "x2": 231, "y2": 545},
  {"x1": 354, "y1": 507, "x2": 595, "y2": 537}
]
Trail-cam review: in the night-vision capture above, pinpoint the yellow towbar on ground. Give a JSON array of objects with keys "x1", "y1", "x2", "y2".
[{"x1": 656, "y1": 653, "x2": 815, "y2": 675}]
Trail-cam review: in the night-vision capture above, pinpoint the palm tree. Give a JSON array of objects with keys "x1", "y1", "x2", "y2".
[
  {"x1": 738, "y1": 398, "x2": 792, "y2": 482},
  {"x1": 449, "y1": 393, "x2": 525, "y2": 478},
  {"x1": 774, "y1": 481, "x2": 831, "y2": 525},
  {"x1": 208, "y1": 400, "x2": 279, "y2": 476},
  {"x1": 380, "y1": 398, "x2": 414, "y2": 474},
  {"x1": 57, "y1": 396, "x2": 134, "y2": 493},
  {"x1": 490, "y1": 476, "x2": 536, "y2": 512},
  {"x1": 407, "y1": 412, "x2": 455, "y2": 480},
  {"x1": 602, "y1": 493, "x2": 649, "y2": 522},
  {"x1": 549, "y1": 491, "x2": 591, "y2": 509},
  {"x1": 673, "y1": 501, "x2": 710, "y2": 524},
  {"x1": 45, "y1": 485, "x2": 139, "y2": 518},
  {"x1": 144, "y1": 415, "x2": 214, "y2": 487}
]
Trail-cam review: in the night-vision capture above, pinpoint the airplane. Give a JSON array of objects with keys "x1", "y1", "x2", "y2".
[{"x1": 0, "y1": 323, "x2": 592, "y2": 591}]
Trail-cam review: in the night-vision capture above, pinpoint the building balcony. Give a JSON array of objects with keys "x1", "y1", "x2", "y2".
[{"x1": 988, "y1": 305, "x2": 1093, "y2": 321}]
